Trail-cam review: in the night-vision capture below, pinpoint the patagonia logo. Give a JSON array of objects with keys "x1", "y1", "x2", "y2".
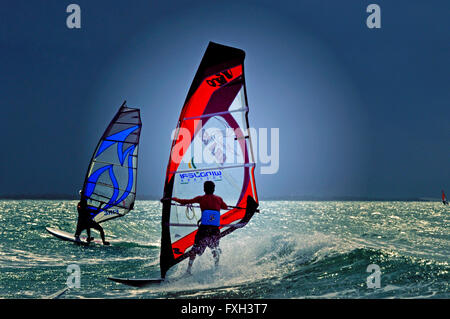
[{"x1": 206, "y1": 70, "x2": 233, "y2": 87}]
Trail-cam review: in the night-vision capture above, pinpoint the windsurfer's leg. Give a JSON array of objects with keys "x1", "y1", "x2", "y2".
[
  {"x1": 74, "y1": 222, "x2": 86, "y2": 244},
  {"x1": 98, "y1": 227, "x2": 109, "y2": 245},
  {"x1": 210, "y1": 231, "x2": 221, "y2": 268},
  {"x1": 212, "y1": 248, "x2": 220, "y2": 268},
  {"x1": 187, "y1": 243, "x2": 204, "y2": 274},
  {"x1": 186, "y1": 228, "x2": 209, "y2": 274},
  {"x1": 211, "y1": 240, "x2": 221, "y2": 268},
  {"x1": 74, "y1": 219, "x2": 83, "y2": 238},
  {"x1": 187, "y1": 254, "x2": 195, "y2": 274},
  {"x1": 92, "y1": 223, "x2": 109, "y2": 245},
  {"x1": 86, "y1": 227, "x2": 92, "y2": 242}
]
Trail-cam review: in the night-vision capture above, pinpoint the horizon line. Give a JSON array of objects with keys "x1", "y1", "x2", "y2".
[{"x1": 0, "y1": 194, "x2": 442, "y2": 202}]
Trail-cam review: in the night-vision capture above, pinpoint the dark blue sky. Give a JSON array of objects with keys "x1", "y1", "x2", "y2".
[{"x1": 1, "y1": 1, "x2": 448, "y2": 199}]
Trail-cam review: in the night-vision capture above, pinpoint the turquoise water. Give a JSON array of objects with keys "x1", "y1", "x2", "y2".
[{"x1": 0, "y1": 200, "x2": 448, "y2": 298}]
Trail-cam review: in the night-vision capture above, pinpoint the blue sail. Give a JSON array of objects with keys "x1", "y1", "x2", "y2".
[{"x1": 82, "y1": 101, "x2": 142, "y2": 223}]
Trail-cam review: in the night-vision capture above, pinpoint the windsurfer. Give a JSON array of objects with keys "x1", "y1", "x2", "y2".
[
  {"x1": 74, "y1": 197, "x2": 110, "y2": 245},
  {"x1": 442, "y1": 190, "x2": 448, "y2": 205},
  {"x1": 171, "y1": 181, "x2": 227, "y2": 274}
]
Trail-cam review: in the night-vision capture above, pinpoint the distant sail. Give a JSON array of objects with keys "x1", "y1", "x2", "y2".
[
  {"x1": 160, "y1": 42, "x2": 259, "y2": 278},
  {"x1": 442, "y1": 190, "x2": 448, "y2": 205},
  {"x1": 82, "y1": 101, "x2": 142, "y2": 223}
]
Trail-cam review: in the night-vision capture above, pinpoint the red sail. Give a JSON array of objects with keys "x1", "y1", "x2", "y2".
[{"x1": 160, "y1": 42, "x2": 258, "y2": 278}]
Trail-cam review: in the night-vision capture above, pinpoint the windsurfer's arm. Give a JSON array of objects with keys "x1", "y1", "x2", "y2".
[
  {"x1": 215, "y1": 196, "x2": 228, "y2": 210},
  {"x1": 220, "y1": 198, "x2": 228, "y2": 210},
  {"x1": 172, "y1": 196, "x2": 201, "y2": 205}
]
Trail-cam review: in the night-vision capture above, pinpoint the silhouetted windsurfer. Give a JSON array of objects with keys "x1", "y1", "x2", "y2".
[
  {"x1": 442, "y1": 190, "x2": 448, "y2": 205},
  {"x1": 171, "y1": 181, "x2": 227, "y2": 274},
  {"x1": 74, "y1": 197, "x2": 110, "y2": 245}
]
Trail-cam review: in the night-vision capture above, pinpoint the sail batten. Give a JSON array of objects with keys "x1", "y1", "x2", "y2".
[
  {"x1": 87, "y1": 182, "x2": 138, "y2": 193},
  {"x1": 92, "y1": 160, "x2": 138, "y2": 168},
  {"x1": 160, "y1": 42, "x2": 259, "y2": 278},
  {"x1": 182, "y1": 108, "x2": 249, "y2": 121},
  {"x1": 82, "y1": 101, "x2": 142, "y2": 223},
  {"x1": 169, "y1": 163, "x2": 255, "y2": 174}
]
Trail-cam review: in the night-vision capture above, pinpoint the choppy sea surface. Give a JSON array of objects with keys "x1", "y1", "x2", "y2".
[{"x1": 0, "y1": 200, "x2": 448, "y2": 299}]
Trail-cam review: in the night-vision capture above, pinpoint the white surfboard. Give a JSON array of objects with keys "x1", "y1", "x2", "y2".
[
  {"x1": 107, "y1": 277, "x2": 165, "y2": 287},
  {"x1": 46, "y1": 227, "x2": 104, "y2": 246},
  {"x1": 108, "y1": 272, "x2": 192, "y2": 287},
  {"x1": 44, "y1": 287, "x2": 70, "y2": 299}
]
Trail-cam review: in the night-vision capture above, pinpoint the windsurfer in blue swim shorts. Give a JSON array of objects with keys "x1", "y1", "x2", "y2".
[{"x1": 172, "y1": 181, "x2": 228, "y2": 274}]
